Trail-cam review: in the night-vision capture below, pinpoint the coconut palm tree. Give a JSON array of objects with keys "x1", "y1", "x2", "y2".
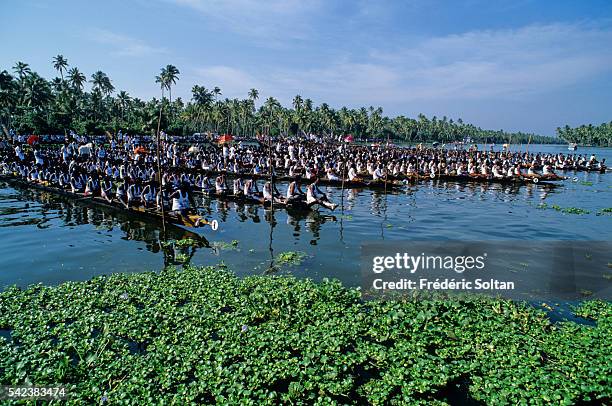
[
  {"x1": 191, "y1": 85, "x2": 212, "y2": 106},
  {"x1": 22, "y1": 73, "x2": 51, "y2": 108},
  {"x1": 12, "y1": 62, "x2": 31, "y2": 80},
  {"x1": 67, "y1": 67, "x2": 86, "y2": 92},
  {"x1": 212, "y1": 86, "x2": 222, "y2": 101},
  {"x1": 292, "y1": 95, "x2": 303, "y2": 111},
  {"x1": 52, "y1": 55, "x2": 69, "y2": 81},
  {"x1": 116, "y1": 91, "x2": 131, "y2": 121},
  {"x1": 0, "y1": 70, "x2": 17, "y2": 127},
  {"x1": 162, "y1": 64, "x2": 180, "y2": 103},
  {"x1": 248, "y1": 88, "x2": 259, "y2": 101},
  {"x1": 90, "y1": 71, "x2": 114, "y2": 96}
]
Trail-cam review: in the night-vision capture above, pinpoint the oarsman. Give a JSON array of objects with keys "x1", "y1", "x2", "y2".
[
  {"x1": 262, "y1": 181, "x2": 285, "y2": 204},
  {"x1": 348, "y1": 164, "x2": 361, "y2": 181},
  {"x1": 306, "y1": 178, "x2": 337, "y2": 210},
  {"x1": 127, "y1": 179, "x2": 143, "y2": 206},
  {"x1": 168, "y1": 182, "x2": 201, "y2": 227},
  {"x1": 116, "y1": 179, "x2": 129, "y2": 208},
  {"x1": 85, "y1": 174, "x2": 100, "y2": 196},
  {"x1": 70, "y1": 172, "x2": 85, "y2": 193},
  {"x1": 141, "y1": 180, "x2": 157, "y2": 208},
  {"x1": 286, "y1": 176, "x2": 305, "y2": 203},
  {"x1": 233, "y1": 178, "x2": 243, "y2": 196},
  {"x1": 101, "y1": 177, "x2": 114, "y2": 202},
  {"x1": 372, "y1": 165, "x2": 385, "y2": 181},
  {"x1": 215, "y1": 174, "x2": 228, "y2": 195},
  {"x1": 326, "y1": 167, "x2": 340, "y2": 181},
  {"x1": 243, "y1": 178, "x2": 259, "y2": 200}
]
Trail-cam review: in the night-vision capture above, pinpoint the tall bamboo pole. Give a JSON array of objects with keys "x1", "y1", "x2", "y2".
[{"x1": 155, "y1": 94, "x2": 166, "y2": 235}]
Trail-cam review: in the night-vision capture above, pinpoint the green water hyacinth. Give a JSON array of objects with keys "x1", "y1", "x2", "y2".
[
  {"x1": 536, "y1": 203, "x2": 590, "y2": 215},
  {"x1": 275, "y1": 251, "x2": 307, "y2": 266},
  {"x1": 0, "y1": 266, "x2": 610, "y2": 404},
  {"x1": 211, "y1": 240, "x2": 240, "y2": 251}
]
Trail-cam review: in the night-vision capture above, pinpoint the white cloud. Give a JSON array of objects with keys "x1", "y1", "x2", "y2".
[
  {"x1": 181, "y1": 20, "x2": 612, "y2": 120},
  {"x1": 91, "y1": 29, "x2": 167, "y2": 57},
  {"x1": 192, "y1": 65, "x2": 263, "y2": 98},
  {"x1": 166, "y1": 0, "x2": 322, "y2": 42},
  {"x1": 366, "y1": 22, "x2": 612, "y2": 100},
  {"x1": 271, "y1": 24, "x2": 612, "y2": 105},
  {"x1": 186, "y1": 22, "x2": 612, "y2": 108}
]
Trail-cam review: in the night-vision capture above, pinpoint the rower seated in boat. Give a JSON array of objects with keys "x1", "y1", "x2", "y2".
[
  {"x1": 70, "y1": 174, "x2": 85, "y2": 193},
  {"x1": 480, "y1": 163, "x2": 491, "y2": 178},
  {"x1": 233, "y1": 178, "x2": 244, "y2": 196},
  {"x1": 58, "y1": 172, "x2": 70, "y2": 188},
  {"x1": 286, "y1": 176, "x2": 305, "y2": 203},
  {"x1": 372, "y1": 165, "x2": 385, "y2": 181},
  {"x1": 141, "y1": 180, "x2": 157, "y2": 208},
  {"x1": 542, "y1": 163, "x2": 555, "y2": 178},
  {"x1": 241, "y1": 178, "x2": 258, "y2": 199},
  {"x1": 201, "y1": 176, "x2": 214, "y2": 194},
  {"x1": 348, "y1": 164, "x2": 362, "y2": 181},
  {"x1": 127, "y1": 180, "x2": 143, "y2": 206},
  {"x1": 304, "y1": 167, "x2": 316, "y2": 180},
  {"x1": 170, "y1": 184, "x2": 192, "y2": 215},
  {"x1": 326, "y1": 168, "x2": 340, "y2": 181},
  {"x1": 514, "y1": 165, "x2": 524, "y2": 177},
  {"x1": 85, "y1": 175, "x2": 101, "y2": 196},
  {"x1": 306, "y1": 178, "x2": 337, "y2": 210},
  {"x1": 492, "y1": 165, "x2": 504, "y2": 179},
  {"x1": 527, "y1": 165, "x2": 537, "y2": 176},
  {"x1": 101, "y1": 177, "x2": 114, "y2": 202},
  {"x1": 116, "y1": 180, "x2": 128, "y2": 207},
  {"x1": 263, "y1": 181, "x2": 286, "y2": 204},
  {"x1": 215, "y1": 174, "x2": 228, "y2": 195},
  {"x1": 28, "y1": 166, "x2": 40, "y2": 183},
  {"x1": 506, "y1": 166, "x2": 515, "y2": 177}
]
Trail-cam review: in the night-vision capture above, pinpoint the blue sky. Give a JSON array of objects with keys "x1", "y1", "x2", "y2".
[{"x1": 1, "y1": 0, "x2": 611, "y2": 135}]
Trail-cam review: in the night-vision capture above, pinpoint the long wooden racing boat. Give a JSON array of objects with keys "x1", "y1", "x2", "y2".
[
  {"x1": 196, "y1": 171, "x2": 404, "y2": 190},
  {"x1": 196, "y1": 169, "x2": 562, "y2": 188},
  {"x1": 195, "y1": 190, "x2": 314, "y2": 212},
  {"x1": 394, "y1": 173, "x2": 564, "y2": 185},
  {"x1": 0, "y1": 175, "x2": 218, "y2": 231}
]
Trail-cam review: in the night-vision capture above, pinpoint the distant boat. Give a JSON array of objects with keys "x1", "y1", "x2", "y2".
[{"x1": 568, "y1": 143, "x2": 578, "y2": 151}]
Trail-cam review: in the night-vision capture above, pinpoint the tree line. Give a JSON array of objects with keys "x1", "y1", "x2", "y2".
[
  {"x1": 556, "y1": 122, "x2": 612, "y2": 147},
  {"x1": 0, "y1": 56, "x2": 558, "y2": 144}
]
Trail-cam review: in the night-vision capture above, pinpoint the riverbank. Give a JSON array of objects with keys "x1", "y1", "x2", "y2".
[{"x1": 0, "y1": 266, "x2": 609, "y2": 404}]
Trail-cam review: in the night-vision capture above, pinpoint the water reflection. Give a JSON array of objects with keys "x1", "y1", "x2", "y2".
[
  {"x1": 1, "y1": 168, "x2": 611, "y2": 290},
  {"x1": 0, "y1": 183, "x2": 210, "y2": 268}
]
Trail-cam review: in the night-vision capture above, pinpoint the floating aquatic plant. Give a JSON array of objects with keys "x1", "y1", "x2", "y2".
[
  {"x1": 211, "y1": 240, "x2": 240, "y2": 251},
  {"x1": 0, "y1": 266, "x2": 609, "y2": 404},
  {"x1": 174, "y1": 238, "x2": 200, "y2": 248},
  {"x1": 560, "y1": 207, "x2": 590, "y2": 215},
  {"x1": 174, "y1": 253, "x2": 190, "y2": 263},
  {"x1": 161, "y1": 238, "x2": 204, "y2": 248},
  {"x1": 275, "y1": 251, "x2": 308, "y2": 266},
  {"x1": 537, "y1": 203, "x2": 590, "y2": 215}
]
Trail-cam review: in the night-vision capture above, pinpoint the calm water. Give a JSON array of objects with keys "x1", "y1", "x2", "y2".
[{"x1": 1, "y1": 144, "x2": 611, "y2": 290}]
